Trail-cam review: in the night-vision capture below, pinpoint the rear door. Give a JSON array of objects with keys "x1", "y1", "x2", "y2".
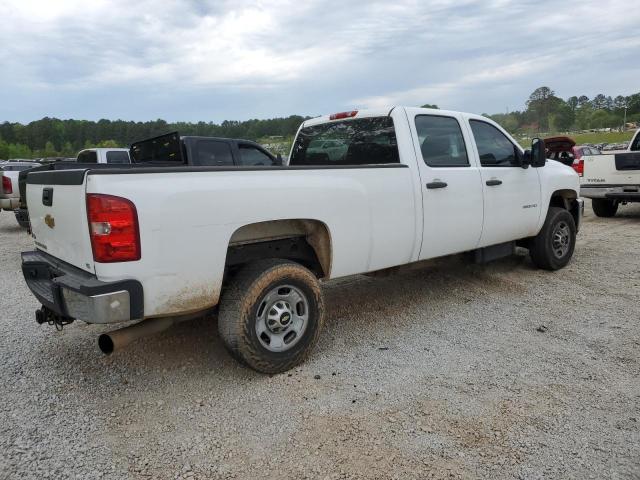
[
  {"x1": 26, "y1": 169, "x2": 95, "y2": 273},
  {"x1": 405, "y1": 109, "x2": 484, "y2": 259},
  {"x1": 467, "y1": 118, "x2": 541, "y2": 247}
]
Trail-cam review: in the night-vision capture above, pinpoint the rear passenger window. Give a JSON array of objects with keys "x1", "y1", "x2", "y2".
[
  {"x1": 195, "y1": 140, "x2": 233, "y2": 166},
  {"x1": 289, "y1": 117, "x2": 399, "y2": 166},
  {"x1": 469, "y1": 120, "x2": 521, "y2": 167},
  {"x1": 238, "y1": 145, "x2": 274, "y2": 166},
  {"x1": 106, "y1": 151, "x2": 129, "y2": 164},
  {"x1": 415, "y1": 115, "x2": 469, "y2": 167}
]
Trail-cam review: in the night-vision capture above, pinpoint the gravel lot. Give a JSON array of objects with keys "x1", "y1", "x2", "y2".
[{"x1": 1, "y1": 201, "x2": 639, "y2": 480}]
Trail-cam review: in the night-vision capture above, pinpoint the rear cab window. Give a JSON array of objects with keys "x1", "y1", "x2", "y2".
[
  {"x1": 289, "y1": 117, "x2": 399, "y2": 166},
  {"x1": 106, "y1": 151, "x2": 130, "y2": 164},
  {"x1": 630, "y1": 133, "x2": 640, "y2": 152}
]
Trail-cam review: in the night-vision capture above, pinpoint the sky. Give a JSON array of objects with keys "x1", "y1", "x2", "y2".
[{"x1": 1, "y1": 0, "x2": 639, "y2": 123}]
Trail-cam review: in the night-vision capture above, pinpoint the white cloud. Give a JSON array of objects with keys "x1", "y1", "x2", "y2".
[{"x1": 0, "y1": 0, "x2": 638, "y2": 121}]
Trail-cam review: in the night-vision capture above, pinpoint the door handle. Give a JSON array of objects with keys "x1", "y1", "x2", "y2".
[
  {"x1": 485, "y1": 179, "x2": 502, "y2": 186},
  {"x1": 426, "y1": 181, "x2": 448, "y2": 189}
]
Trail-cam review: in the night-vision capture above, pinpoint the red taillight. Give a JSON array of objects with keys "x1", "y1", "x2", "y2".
[
  {"x1": 572, "y1": 159, "x2": 584, "y2": 176},
  {"x1": 86, "y1": 194, "x2": 140, "y2": 262},
  {"x1": 329, "y1": 110, "x2": 358, "y2": 120},
  {"x1": 2, "y1": 176, "x2": 12, "y2": 194}
]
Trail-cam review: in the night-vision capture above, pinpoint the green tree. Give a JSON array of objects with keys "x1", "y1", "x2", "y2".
[
  {"x1": 526, "y1": 86, "x2": 564, "y2": 132},
  {"x1": 577, "y1": 95, "x2": 590, "y2": 108},
  {"x1": 591, "y1": 94, "x2": 608, "y2": 110},
  {"x1": 590, "y1": 109, "x2": 612, "y2": 129},
  {"x1": 0, "y1": 139, "x2": 10, "y2": 159},
  {"x1": 420, "y1": 104, "x2": 439, "y2": 109}
]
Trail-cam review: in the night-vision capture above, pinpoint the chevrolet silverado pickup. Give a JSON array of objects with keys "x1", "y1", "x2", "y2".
[
  {"x1": 21, "y1": 107, "x2": 583, "y2": 373},
  {"x1": 579, "y1": 129, "x2": 640, "y2": 216}
]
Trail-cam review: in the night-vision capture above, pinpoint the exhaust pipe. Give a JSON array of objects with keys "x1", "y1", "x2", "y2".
[{"x1": 98, "y1": 311, "x2": 210, "y2": 355}]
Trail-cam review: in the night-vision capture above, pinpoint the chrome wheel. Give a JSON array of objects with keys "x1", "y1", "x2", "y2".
[
  {"x1": 255, "y1": 285, "x2": 309, "y2": 352},
  {"x1": 551, "y1": 220, "x2": 571, "y2": 259}
]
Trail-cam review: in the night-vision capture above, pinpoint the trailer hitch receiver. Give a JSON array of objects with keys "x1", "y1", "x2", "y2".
[{"x1": 35, "y1": 306, "x2": 74, "y2": 331}]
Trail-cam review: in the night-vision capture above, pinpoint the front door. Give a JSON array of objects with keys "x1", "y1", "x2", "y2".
[
  {"x1": 466, "y1": 119, "x2": 541, "y2": 247},
  {"x1": 406, "y1": 110, "x2": 484, "y2": 260}
]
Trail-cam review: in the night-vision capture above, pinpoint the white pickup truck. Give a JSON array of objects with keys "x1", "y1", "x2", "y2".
[
  {"x1": 1, "y1": 162, "x2": 37, "y2": 211},
  {"x1": 579, "y1": 129, "x2": 640, "y2": 217},
  {"x1": 21, "y1": 107, "x2": 582, "y2": 373}
]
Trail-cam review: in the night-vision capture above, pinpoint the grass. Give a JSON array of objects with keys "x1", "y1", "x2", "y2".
[
  {"x1": 516, "y1": 131, "x2": 636, "y2": 149},
  {"x1": 569, "y1": 131, "x2": 635, "y2": 145}
]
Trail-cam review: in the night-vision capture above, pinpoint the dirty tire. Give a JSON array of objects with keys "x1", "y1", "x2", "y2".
[
  {"x1": 591, "y1": 198, "x2": 618, "y2": 217},
  {"x1": 218, "y1": 259, "x2": 325, "y2": 374},
  {"x1": 529, "y1": 207, "x2": 576, "y2": 271}
]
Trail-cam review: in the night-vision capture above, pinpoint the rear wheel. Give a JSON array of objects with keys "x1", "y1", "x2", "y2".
[
  {"x1": 218, "y1": 259, "x2": 325, "y2": 374},
  {"x1": 529, "y1": 207, "x2": 576, "y2": 271},
  {"x1": 591, "y1": 198, "x2": 618, "y2": 217}
]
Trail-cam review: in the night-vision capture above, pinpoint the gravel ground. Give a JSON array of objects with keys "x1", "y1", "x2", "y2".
[{"x1": 1, "y1": 200, "x2": 639, "y2": 480}]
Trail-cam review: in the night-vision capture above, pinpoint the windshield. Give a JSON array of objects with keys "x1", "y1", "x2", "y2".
[{"x1": 289, "y1": 117, "x2": 399, "y2": 166}]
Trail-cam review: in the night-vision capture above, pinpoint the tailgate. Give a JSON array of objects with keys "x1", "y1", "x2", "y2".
[
  {"x1": 583, "y1": 153, "x2": 640, "y2": 185},
  {"x1": 27, "y1": 169, "x2": 95, "y2": 273}
]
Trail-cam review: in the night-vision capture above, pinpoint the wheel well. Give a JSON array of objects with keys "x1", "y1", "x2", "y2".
[
  {"x1": 225, "y1": 220, "x2": 332, "y2": 279},
  {"x1": 549, "y1": 189, "x2": 580, "y2": 226}
]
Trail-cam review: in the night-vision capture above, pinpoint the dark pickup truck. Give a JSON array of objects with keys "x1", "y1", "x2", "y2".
[{"x1": 14, "y1": 132, "x2": 282, "y2": 228}]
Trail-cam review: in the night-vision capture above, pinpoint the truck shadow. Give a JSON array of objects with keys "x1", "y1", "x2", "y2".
[{"x1": 53, "y1": 250, "x2": 535, "y2": 387}]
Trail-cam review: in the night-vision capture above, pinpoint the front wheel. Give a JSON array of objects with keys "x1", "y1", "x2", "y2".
[
  {"x1": 218, "y1": 259, "x2": 325, "y2": 374},
  {"x1": 591, "y1": 198, "x2": 618, "y2": 217},
  {"x1": 529, "y1": 207, "x2": 576, "y2": 271}
]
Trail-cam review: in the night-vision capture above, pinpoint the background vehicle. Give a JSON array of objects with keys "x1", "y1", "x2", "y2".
[
  {"x1": 13, "y1": 148, "x2": 129, "y2": 228},
  {"x1": 580, "y1": 129, "x2": 640, "y2": 216},
  {"x1": 130, "y1": 132, "x2": 282, "y2": 166},
  {"x1": 76, "y1": 148, "x2": 130, "y2": 164},
  {"x1": 1, "y1": 162, "x2": 37, "y2": 212},
  {"x1": 544, "y1": 136, "x2": 602, "y2": 175},
  {"x1": 21, "y1": 107, "x2": 581, "y2": 373}
]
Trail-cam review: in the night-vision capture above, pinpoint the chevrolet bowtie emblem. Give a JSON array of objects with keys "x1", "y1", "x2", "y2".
[{"x1": 44, "y1": 214, "x2": 55, "y2": 229}]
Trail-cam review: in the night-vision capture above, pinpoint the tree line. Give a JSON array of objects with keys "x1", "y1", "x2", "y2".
[
  {"x1": 0, "y1": 116, "x2": 307, "y2": 159},
  {"x1": 488, "y1": 87, "x2": 640, "y2": 135},
  {"x1": 1, "y1": 87, "x2": 639, "y2": 159}
]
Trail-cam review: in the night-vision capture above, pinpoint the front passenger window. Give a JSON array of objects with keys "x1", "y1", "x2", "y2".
[
  {"x1": 239, "y1": 145, "x2": 274, "y2": 166},
  {"x1": 470, "y1": 120, "x2": 521, "y2": 167}
]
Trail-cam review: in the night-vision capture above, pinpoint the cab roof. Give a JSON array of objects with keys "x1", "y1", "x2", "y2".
[{"x1": 301, "y1": 106, "x2": 486, "y2": 128}]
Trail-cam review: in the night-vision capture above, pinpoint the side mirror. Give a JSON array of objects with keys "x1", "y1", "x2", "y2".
[
  {"x1": 273, "y1": 154, "x2": 283, "y2": 166},
  {"x1": 530, "y1": 137, "x2": 546, "y2": 168}
]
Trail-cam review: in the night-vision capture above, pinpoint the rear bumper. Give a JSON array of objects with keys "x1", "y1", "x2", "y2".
[
  {"x1": 0, "y1": 197, "x2": 19, "y2": 210},
  {"x1": 21, "y1": 250, "x2": 143, "y2": 324},
  {"x1": 605, "y1": 192, "x2": 640, "y2": 202},
  {"x1": 580, "y1": 185, "x2": 640, "y2": 199}
]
